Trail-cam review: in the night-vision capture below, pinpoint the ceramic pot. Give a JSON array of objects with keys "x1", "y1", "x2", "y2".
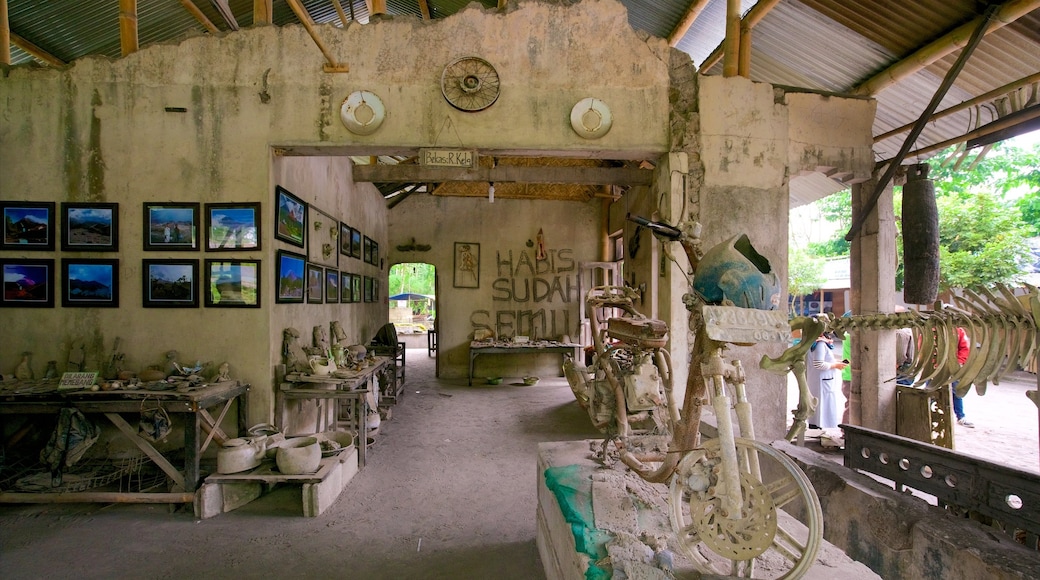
[
  {"x1": 217, "y1": 436, "x2": 267, "y2": 474},
  {"x1": 276, "y1": 437, "x2": 321, "y2": 474},
  {"x1": 308, "y1": 357, "x2": 336, "y2": 375}
]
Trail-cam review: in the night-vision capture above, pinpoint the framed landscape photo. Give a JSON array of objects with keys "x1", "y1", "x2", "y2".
[
  {"x1": 142, "y1": 259, "x2": 198, "y2": 308},
  {"x1": 307, "y1": 263, "x2": 324, "y2": 304},
  {"x1": 363, "y1": 236, "x2": 375, "y2": 265},
  {"x1": 363, "y1": 275, "x2": 374, "y2": 302},
  {"x1": 325, "y1": 269, "x2": 340, "y2": 303},
  {"x1": 1, "y1": 258, "x2": 54, "y2": 308},
  {"x1": 339, "y1": 272, "x2": 352, "y2": 303},
  {"x1": 61, "y1": 202, "x2": 118, "y2": 252},
  {"x1": 339, "y1": 223, "x2": 352, "y2": 257},
  {"x1": 275, "y1": 250, "x2": 305, "y2": 304},
  {"x1": 205, "y1": 202, "x2": 260, "y2": 251},
  {"x1": 453, "y1": 242, "x2": 480, "y2": 288},
  {"x1": 350, "y1": 227, "x2": 362, "y2": 259},
  {"x1": 143, "y1": 202, "x2": 199, "y2": 251},
  {"x1": 2, "y1": 201, "x2": 55, "y2": 251},
  {"x1": 62, "y1": 258, "x2": 119, "y2": 308},
  {"x1": 205, "y1": 259, "x2": 260, "y2": 307},
  {"x1": 275, "y1": 186, "x2": 307, "y2": 249}
]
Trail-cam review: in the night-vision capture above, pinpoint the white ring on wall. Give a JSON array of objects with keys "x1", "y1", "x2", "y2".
[
  {"x1": 340, "y1": 91, "x2": 386, "y2": 135},
  {"x1": 570, "y1": 98, "x2": 612, "y2": 139}
]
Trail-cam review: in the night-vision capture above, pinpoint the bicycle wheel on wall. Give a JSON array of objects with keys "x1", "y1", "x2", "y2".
[{"x1": 669, "y1": 437, "x2": 823, "y2": 578}]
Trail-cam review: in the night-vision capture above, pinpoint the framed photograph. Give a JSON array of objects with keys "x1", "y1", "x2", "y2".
[
  {"x1": 275, "y1": 250, "x2": 306, "y2": 304},
  {"x1": 62, "y1": 258, "x2": 118, "y2": 308},
  {"x1": 205, "y1": 259, "x2": 260, "y2": 307},
  {"x1": 339, "y1": 223, "x2": 352, "y2": 257},
  {"x1": 143, "y1": 202, "x2": 199, "y2": 251},
  {"x1": 350, "y1": 273, "x2": 361, "y2": 303},
  {"x1": 374, "y1": 278, "x2": 380, "y2": 302},
  {"x1": 454, "y1": 242, "x2": 480, "y2": 288},
  {"x1": 339, "y1": 272, "x2": 352, "y2": 303},
  {"x1": 308, "y1": 206, "x2": 338, "y2": 269},
  {"x1": 1, "y1": 258, "x2": 54, "y2": 307},
  {"x1": 307, "y1": 263, "x2": 324, "y2": 304},
  {"x1": 350, "y1": 227, "x2": 362, "y2": 259},
  {"x1": 205, "y1": 202, "x2": 260, "y2": 251},
  {"x1": 363, "y1": 275, "x2": 374, "y2": 303},
  {"x1": 275, "y1": 186, "x2": 307, "y2": 249},
  {"x1": 61, "y1": 202, "x2": 118, "y2": 252},
  {"x1": 363, "y1": 236, "x2": 374, "y2": 265},
  {"x1": 325, "y1": 269, "x2": 340, "y2": 303},
  {"x1": 142, "y1": 259, "x2": 198, "y2": 308},
  {"x1": 2, "y1": 201, "x2": 55, "y2": 251}
]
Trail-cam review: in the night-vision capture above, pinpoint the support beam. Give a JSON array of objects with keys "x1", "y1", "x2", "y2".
[
  {"x1": 419, "y1": 0, "x2": 432, "y2": 20},
  {"x1": 1, "y1": 0, "x2": 10, "y2": 65},
  {"x1": 498, "y1": 0, "x2": 508, "y2": 9},
  {"x1": 852, "y1": 0, "x2": 1040, "y2": 96},
  {"x1": 722, "y1": 0, "x2": 740, "y2": 77},
  {"x1": 284, "y1": 0, "x2": 349, "y2": 73},
  {"x1": 668, "y1": 0, "x2": 710, "y2": 47},
  {"x1": 738, "y1": 21, "x2": 752, "y2": 77},
  {"x1": 253, "y1": 0, "x2": 272, "y2": 25},
  {"x1": 10, "y1": 33, "x2": 65, "y2": 67},
  {"x1": 352, "y1": 164, "x2": 653, "y2": 186},
  {"x1": 180, "y1": 0, "x2": 220, "y2": 34},
  {"x1": 119, "y1": 0, "x2": 139, "y2": 57},
  {"x1": 211, "y1": 0, "x2": 239, "y2": 31},
  {"x1": 366, "y1": 0, "x2": 386, "y2": 16},
  {"x1": 881, "y1": 104, "x2": 1040, "y2": 163},
  {"x1": 700, "y1": 0, "x2": 782, "y2": 73},
  {"x1": 874, "y1": 71, "x2": 1040, "y2": 144},
  {"x1": 332, "y1": 0, "x2": 350, "y2": 27}
]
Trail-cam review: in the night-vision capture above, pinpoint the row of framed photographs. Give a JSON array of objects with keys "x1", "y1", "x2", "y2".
[
  {"x1": 276, "y1": 250, "x2": 379, "y2": 304},
  {"x1": 0, "y1": 258, "x2": 260, "y2": 308},
  {"x1": 275, "y1": 186, "x2": 380, "y2": 266},
  {"x1": 1, "y1": 201, "x2": 261, "y2": 252}
]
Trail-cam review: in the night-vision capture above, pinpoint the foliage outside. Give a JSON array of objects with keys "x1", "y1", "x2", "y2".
[
  {"x1": 788, "y1": 248, "x2": 827, "y2": 315},
  {"x1": 388, "y1": 262, "x2": 436, "y2": 317}
]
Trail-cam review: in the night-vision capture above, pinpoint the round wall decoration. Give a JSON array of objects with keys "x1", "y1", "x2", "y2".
[
  {"x1": 340, "y1": 91, "x2": 386, "y2": 135},
  {"x1": 570, "y1": 97, "x2": 612, "y2": 139},
  {"x1": 441, "y1": 56, "x2": 501, "y2": 112}
]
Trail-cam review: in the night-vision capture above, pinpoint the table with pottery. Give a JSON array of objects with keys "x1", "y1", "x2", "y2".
[{"x1": 468, "y1": 340, "x2": 582, "y2": 386}]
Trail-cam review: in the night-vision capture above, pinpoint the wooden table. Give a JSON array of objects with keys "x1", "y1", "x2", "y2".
[
  {"x1": 0, "y1": 380, "x2": 249, "y2": 502},
  {"x1": 468, "y1": 340, "x2": 582, "y2": 385},
  {"x1": 276, "y1": 358, "x2": 390, "y2": 470}
]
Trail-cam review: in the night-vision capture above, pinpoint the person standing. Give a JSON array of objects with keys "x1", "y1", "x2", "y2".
[
  {"x1": 953, "y1": 326, "x2": 974, "y2": 428},
  {"x1": 840, "y1": 331, "x2": 852, "y2": 424},
  {"x1": 808, "y1": 332, "x2": 847, "y2": 429}
]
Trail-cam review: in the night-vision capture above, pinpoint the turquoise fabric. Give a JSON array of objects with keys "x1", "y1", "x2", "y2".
[{"x1": 543, "y1": 465, "x2": 613, "y2": 580}]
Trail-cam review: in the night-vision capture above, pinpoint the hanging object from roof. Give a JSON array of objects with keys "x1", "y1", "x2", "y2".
[
  {"x1": 340, "y1": 90, "x2": 386, "y2": 135},
  {"x1": 441, "y1": 56, "x2": 501, "y2": 112},
  {"x1": 902, "y1": 163, "x2": 940, "y2": 305}
]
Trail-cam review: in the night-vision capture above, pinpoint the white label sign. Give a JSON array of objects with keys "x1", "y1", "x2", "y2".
[{"x1": 420, "y1": 148, "x2": 476, "y2": 168}]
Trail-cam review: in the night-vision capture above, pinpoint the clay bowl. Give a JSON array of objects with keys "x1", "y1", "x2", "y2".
[
  {"x1": 486, "y1": 377, "x2": 503, "y2": 385},
  {"x1": 522, "y1": 376, "x2": 540, "y2": 386},
  {"x1": 275, "y1": 436, "x2": 321, "y2": 475}
]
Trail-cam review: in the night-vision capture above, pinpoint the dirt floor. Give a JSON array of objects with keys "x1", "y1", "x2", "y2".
[{"x1": 1, "y1": 344, "x2": 1037, "y2": 579}]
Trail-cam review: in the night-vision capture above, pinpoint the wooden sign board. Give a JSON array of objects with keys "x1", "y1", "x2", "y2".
[
  {"x1": 419, "y1": 148, "x2": 477, "y2": 168},
  {"x1": 59, "y1": 371, "x2": 98, "y2": 390}
]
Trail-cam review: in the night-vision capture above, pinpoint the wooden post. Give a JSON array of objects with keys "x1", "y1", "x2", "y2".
[
  {"x1": 368, "y1": 0, "x2": 386, "y2": 16},
  {"x1": 332, "y1": 0, "x2": 350, "y2": 27},
  {"x1": 119, "y1": 0, "x2": 138, "y2": 57},
  {"x1": 420, "y1": 0, "x2": 432, "y2": 19},
  {"x1": 668, "y1": 0, "x2": 710, "y2": 47},
  {"x1": 1, "y1": 0, "x2": 10, "y2": 65},
  {"x1": 722, "y1": 0, "x2": 740, "y2": 77},
  {"x1": 179, "y1": 0, "x2": 220, "y2": 34},
  {"x1": 738, "y1": 21, "x2": 751, "y2": 78},
  {"x1": 253, "y1": 0, "x2": 272, "y2": 25}
]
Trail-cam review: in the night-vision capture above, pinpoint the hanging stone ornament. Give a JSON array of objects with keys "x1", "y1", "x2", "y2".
[{"x1": 902, "y1": 163, "x2": 940, "y2": 305}]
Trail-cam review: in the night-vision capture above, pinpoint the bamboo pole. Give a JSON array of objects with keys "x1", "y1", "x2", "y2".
[
  {"x1": 419, "y1": 0, "x2": 432, "y2": 20},
  {"x1": 10, "y1": 32, "x2": 65, "y2": 67},
  {"x1": 853, "y1": 0, "x2": 1040, "y2": 96},
  {"x1": 284, "y1": 0, "x2": 348, "y2": 72},
  {"x1": 179, "y1": 0, "x2": 220, "y2": 34},
  {"x1": 700, "y1": 0, "x2": 781, "y2": 73},
  {"x1": 722, "y1": 0, "x2": 740, "y2": 77},
  {"x1": 119, "y1": 0, "x2": 138, "y2": 57},
  {"x1": 883, "y1": 105, "x2": 1040, "y2": 163},
  {"x1": 332, "y1": 0, "x2": 350, "y2": 27},
  {"x1": 738, "y1": 21, "x2": 752, "y2": 77},
  {"x1": 668, "y1": 0, "x2": 710, "y2": 47},
  {"x1": 874, "y1": 71, "x2": 1040, "y2": 143},
  {"x1": 253, "y1": 0, "x2": 272, "y2": 25},
  {"x1": 1, "y1": 0, "x2": 10, "y2": 65},
  {"x1": 368, "y1": 0, "x2": 386, "y2": 16}
]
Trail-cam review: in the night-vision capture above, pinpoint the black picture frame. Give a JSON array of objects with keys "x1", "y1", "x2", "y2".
[
  {"x1": 351, "y1": 273, "x2": 362, "y2": 303},
  {"x1": 363, "y1": 236, "x2": 378, "y2": 265},
  {"x1": 62, "y1": 258, "x2": 119, "y2": 308},
  {"x1": 350, "y1": 228, "x2": 362, "y2": 259},
  {"x1": 275, "y1": 186, "x2": 307, "y2": 249},
  {"x1": 142, "y1": 259, "x2": 198, "y2": 308},
  {"x1": 2, "y1": 201, "x2": 56, "y2": 251},
  {"x1": 307, "y1": 263, "x2": 324, "y2": 304},
  {"x1": 275, "y1": 250, "x2": 306, "y2": 304},
  {"x1": 61, "y1": 202, "x2": 118, "y2": 252},
  {"x1": 363, "y1": 275, "x2": 374, "y2": 302},
  {"x1": 205, "y1": 202, "x2": 261, "y2": 251},
  {"x1": 339, "y1": 223, "x2": 352, "y2": 257},
  {"x1": 1, "y1": 258, "x2": 54, "y2": 307},
  {"x1": 343, "y1": 272, "x2": 355, "y2": 305},
  {"x1": 454, "y1": 242, "x2": 480, "y2": 288},
  {"x1": 325, "y1": 269, "x2": 340, "y2": 303},
  {"x1": 206, "y1": 259, "x2": 260, "y2": 308},
  {"x1": 143, "y1": 202, "x2": 200, "y2": 251}
]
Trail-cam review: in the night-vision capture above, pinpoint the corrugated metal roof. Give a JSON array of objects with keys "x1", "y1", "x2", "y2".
[{"x1": 3, "y1": 0, "x2": 1039, "y2": 207}]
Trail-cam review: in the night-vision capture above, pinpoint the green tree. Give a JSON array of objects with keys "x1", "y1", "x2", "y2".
[{"x1": 788, "y1": 248, "x2": 827, "y2": 315}]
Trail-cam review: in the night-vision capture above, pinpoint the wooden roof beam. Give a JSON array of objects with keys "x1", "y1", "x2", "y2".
[
  {"x1": 419, "y1": 0, "x2": 432, "y2": 20},
  {"x1": 852, "y1": 0, "x2": 1040, "y2": 96},
  {"x1": 10, "y1": 32, "x2": 65, "y2": 67},
  {"x1": 285, "y1": 0, "x2": 349, "y2": 72},
  {"x1": 1, "y1": 0, "x2": 10, "y2": 65},
  {"x1": 253, "y1": 0, "x2": 272, "y2": 25},
  {"x1": 180, "y1": 0, "x2": 220, "y2": 34},
  {"x1": 211, "y1": 0, "x2": 239, "y2": 31},
  {"x1": 332, "y1": 0, "x2": 350, "y2": 27},
  {"x1": 669, "y1": 0, "x2": 710, "y2": 47},
  {"x1": 119, "y1": 0, "x2": 139, "y2": 57},
  {"x1": 700, "y1": 0, "x2": 782, "y2": 73},
  {"x1": 366, "y1": 0, "x2": 386, "y2": 16},
  {"x1": 352, "y1": 164, "x2": 653, "y2": 186}
]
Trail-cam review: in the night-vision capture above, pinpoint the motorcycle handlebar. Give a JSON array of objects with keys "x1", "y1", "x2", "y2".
[{"x1": 626, "y1": 213, "x2": 683, "y2": 241}]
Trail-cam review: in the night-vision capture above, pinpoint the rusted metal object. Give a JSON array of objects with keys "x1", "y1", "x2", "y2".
[{"x1": 902, "y1": 163, "x2": 940, "y2": 304}]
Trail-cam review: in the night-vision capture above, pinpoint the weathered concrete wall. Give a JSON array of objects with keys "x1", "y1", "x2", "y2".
[
  {"x1": 388, "y1": 194, "x2": 600, "y2": 380},
  {"x1": 786, "y1": 92, "x2": 876, "y2": 182}
]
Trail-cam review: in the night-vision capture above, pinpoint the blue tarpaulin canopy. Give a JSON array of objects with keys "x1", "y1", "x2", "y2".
[{"x1": 388, "y1": 293, "x2": 435, "y2": 301}]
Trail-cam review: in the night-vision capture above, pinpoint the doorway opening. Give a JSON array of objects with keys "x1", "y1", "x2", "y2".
[{"x1": 388, "y1": 262, "x2": 437, "y2": 357}]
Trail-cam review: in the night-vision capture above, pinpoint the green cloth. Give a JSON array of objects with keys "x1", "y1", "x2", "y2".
[
  {"x1": 543, "y1": 465, "x2": 613, "y2": 580},
  {"x1": 842, "y1": 333, "x2": 852, "y2": 381}
]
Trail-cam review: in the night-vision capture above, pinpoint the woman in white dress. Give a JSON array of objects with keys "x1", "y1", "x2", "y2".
[{"x1": 809, "y1": 332, "x2": 847, "y2": 429}]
